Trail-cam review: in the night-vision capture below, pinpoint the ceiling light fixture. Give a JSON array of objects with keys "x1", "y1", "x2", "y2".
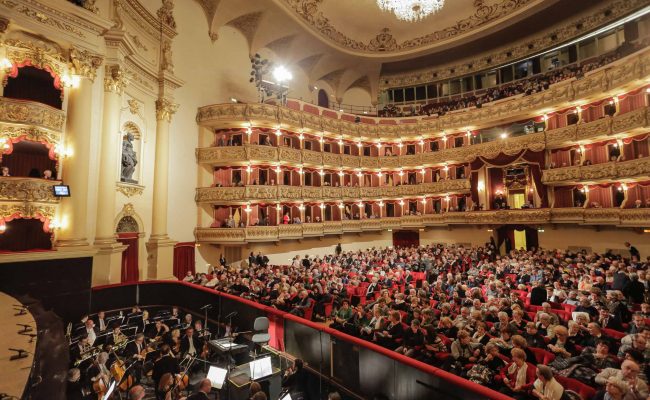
[{"x1": 376, "y1": 0, "x2": 445, "y2": 22}]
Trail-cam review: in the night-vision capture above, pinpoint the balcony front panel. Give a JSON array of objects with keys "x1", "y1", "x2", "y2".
[
  {"x1": 576, "y1": 117, "x2": 611, "y2": 141},
  {"x1": 302, "y1": 149, "x2": 322, "y2": 165},
  {"x1": 341, "y1": 154, "x2": 360, "y2": 168},
  {"x1": 542, "y1": 157, "x2": 650, "y2": 185},
  {"x1": 611, "y1": 106, "x2": 649, "y2": 134},
  {"x1": 0, "y1": 97, "x2": 66, "y2": 133},
  {"x1": 0, "y1": 178, "x2": 62, "y2": 203},
  {"x1": 195, "y1": 209, "x2": 650, "y2": 243},
  {"x1": 278, "y1": 185, "x2": 303, "y2": 201},
  {"x1": 278, "y1": 147, "x2": 302, "y2": 164},
  {"x1": 196, "y1": 146, "x2": 247, "y2": 164},
  {"x1": 246, "y1": 145, "x2": 278, "y2": 163},
  {"x1": 322, "y1": 152, "x2": 341, "y2": 166}
]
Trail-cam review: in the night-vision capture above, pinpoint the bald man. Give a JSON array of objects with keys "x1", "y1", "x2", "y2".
[
  {"x1": 186, "y1": 378, "x2": 211, "y2": 400},
  {"x1": 128, "y1": 385, "x2": 145, "y2": 400}
]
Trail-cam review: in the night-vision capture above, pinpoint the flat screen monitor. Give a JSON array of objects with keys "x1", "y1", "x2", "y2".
[
  {"x1": 249, "y1": 356, "x2": 273, "y2": 380},
  {"x1": 53, "y1": 185, "x2": 70, "y2": 197},
  {"x1": 207, "y1": 366, "x2": 228, "y2": 389}
]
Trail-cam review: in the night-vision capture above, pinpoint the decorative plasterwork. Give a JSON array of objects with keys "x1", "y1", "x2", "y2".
[
  {"x1": 381, "y1": 0, "x2": 648, "y2": 88},
  {"x1": 0, "y1": 0, "x2": 86, "y2": 38},
  {"x1": 0, "y1": 202, "x2": 57, "y2": 220},
  {"x1": 281, "y1": 0, "x2": 534, "y2": 54},
  {"x1": 104, "y1": 65, "x2": 128, "y2": 94},
  {"x1": 156, "y1": 0, "x2": 176, "y2": 30},
  {"x1": 0, "y1": 97, "x2": 66, "y2": 132},
  {"x1": 542, "y1": 158, "x2": 650, "y2": 185},
  {"x1": 0, "y1": 125, "x2": 61, "y2": 147},
  {"x1": 3, "y1": 38, "x2": 67, "y2": 79},
  {"x1": 113, "y1": 0, "x2": 177, "y2": 39},
  {"x1": 69, "y1": 46, "x2": 103, "y2": 81},
  {"x1": 0, "y1": 178, "x2": 60, "y2": 203},
  {"x1": 116, "y1": 182, "x2": 144, "y2": 197},
  {"x1": 155, "y1": 98, "x2": 178, "y2": 122},
  {"x1": 194, "y1": 208, "x2": 650, "y2": 243}
]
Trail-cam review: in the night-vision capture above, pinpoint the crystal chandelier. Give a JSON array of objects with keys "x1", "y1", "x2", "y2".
[{"x1": 376, "y1": 0, "x2": 445, "y2": 22}]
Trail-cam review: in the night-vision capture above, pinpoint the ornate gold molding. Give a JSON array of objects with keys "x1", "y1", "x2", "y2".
[
  {"x1": 542, "y1": 158, "x2": 650, "y2": 184},
  {"x1": 0, "y1": 177, "x2": 60, "y2": 202},
  {"x1": 0, "y1": 97, "x2": 66, "y2": 132},
  {"x1": 69, "y1": 47, "x2": 103, "y2": 81},
  {"x1": 116, "y1": 182, "x2": 144, "y2": 197},
  {"x1": 0, "y1": 201, "x2": 57, "y2": 220},
  {"x1": 195, "y1": 208, "x2": 650, "y2": 243},
  {"x1": 155, "y1": 98, "x2": 178, "y2": 122},
  {"x1": 3, "y1": 38, "x2": 66, "y2": 78},
  {"x1": 0, "y1": 124, "x2": 61, "y2": 146},
  {"x1": 104, "y1": 65, "x2": 127, "y2": 94},
  {"x1": 380, "y1": 0, "x2": 648, "y2": 87}
]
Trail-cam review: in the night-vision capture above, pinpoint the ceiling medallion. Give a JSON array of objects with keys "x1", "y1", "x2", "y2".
[{"x1": 376, "y1": 0, "x2": 445, "y2": 22}]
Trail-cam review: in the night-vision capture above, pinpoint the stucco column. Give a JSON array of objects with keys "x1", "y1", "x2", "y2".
[
  {"x1": 57, "y1": 76, "x2": 94, "y2": 248},
  {"x1": 93, "y1": 65, "x2": 127, "y2": 285},
  {"x1": 146, "y1": 98, "x2": 178, "y2": 280}
]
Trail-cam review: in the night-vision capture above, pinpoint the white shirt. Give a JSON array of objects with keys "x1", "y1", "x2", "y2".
[
  {"x1": 86, "y1": 328, "x2": 96, "y2": 346},
  {"x1": 187, "y1": 337, "x2": 196, "y2": 355}
]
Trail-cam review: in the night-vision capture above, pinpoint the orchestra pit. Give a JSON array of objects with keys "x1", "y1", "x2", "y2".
[{"x1": 2, "y1": 0, "x2": 650, "y2": 399}]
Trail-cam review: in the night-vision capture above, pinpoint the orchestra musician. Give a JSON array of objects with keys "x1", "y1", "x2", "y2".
[
  {"x1": 152, "y1": 344, "x2": 180, "y2": 397},
  {"x1": 96, "y1": 311, "x2": 108, "y2": 332},
  {"x1": 70, "y1": 334, "x2": 91, "y2": 366},
  {"x1": 84, "y1": 319, "x2": 98, "y2": 346},
  {"x1": 87, "y1": 352, "x2": 111, "y2": 397},
  {"x1": 180, "y1": 327, "x2": 200, "y2": 357},
  {"x1": 182, "y1": 313, "x2": 193, "y2": 330},
  {"x1": 125, "y1": 333, "x2": 147, "y2": 382},
  {"x1": 106, "y1": 324, "x2": 128, "y2": 348},
  {"x1": 148, "y1": 320, "x2": 170, "y2": 340}
]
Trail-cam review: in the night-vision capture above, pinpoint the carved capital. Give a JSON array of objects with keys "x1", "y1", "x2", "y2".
[
  {"x1": 69, "y1": 47, "x2": 103, "y2": 81},
  {"x1": 104, "y1": 65, "x2": 127, "y2": 94},
  {"x1": 155, "y1": 98, "x2": 178, "y2": 122}
]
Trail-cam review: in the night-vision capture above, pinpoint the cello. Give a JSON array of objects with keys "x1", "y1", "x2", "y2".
[{"x1": 109, "y1": 349, "x2": 134, "y2": 391}]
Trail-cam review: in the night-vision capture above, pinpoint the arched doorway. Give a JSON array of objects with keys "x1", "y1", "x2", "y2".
[
  {"x1": 496, "y1": 225, "x2": 539, "y2": 253},
  {"x1": 318, "y1": 89, "x2": 329, "y2": 108},
  {"x1": 116, "y1": 215, "x2": 139, "y2": 282}
]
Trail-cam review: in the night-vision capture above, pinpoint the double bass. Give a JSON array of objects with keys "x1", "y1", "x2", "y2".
[{"x1": 109, "y1": 349, "x2": 134, "y2": 391}]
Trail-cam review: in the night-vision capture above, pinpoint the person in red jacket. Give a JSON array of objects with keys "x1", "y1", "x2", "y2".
[{"x1": 499, "y1": 348, "x2": 536, "y2": 399}]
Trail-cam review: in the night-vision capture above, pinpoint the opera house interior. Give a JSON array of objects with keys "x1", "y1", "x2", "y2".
[{"x1": 2, "y1": 0, "x2": 650, "y2": 399}]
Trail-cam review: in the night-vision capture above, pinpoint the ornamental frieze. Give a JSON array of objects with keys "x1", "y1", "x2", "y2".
[
  {"x1": 245, "y1": 185, "x2": 277, "y2": 200},
  {"x1": 302, "y1": 186, "x2": 322, "y2": 198},
  {"x1": 246, "y1": 145, "x2": 277, "y2": 162},
  {"x1": 279, "y1": 147, "x2": 302, "y2": 164},
  {"x1": 611, "y1": 107, "x2": 647, "y2": 134},
  {"x1": 302, "y1": 149, "x2": 322, "y2": 165},
  {"x1": 195, "y1": 186, "x2": 245, "y2": 202},
  {"x1": 322, "y1": 186, "x2": 341, "y2": 198},
  {"x1": 0, "y1": 202, "x2": 57, "y2": 220},
  {"x1": 0, "y1": 178, "x2": 60, "y2": 202},
  {"x1": 322, "y1": 152, "x2": 340, "y2": 165},
  {"x1": 0, "y1": 97, "x2": 66, "y2": 132},
  {"x1": 576, "y1": 118, "x2": 611, "y2": 140},
  {"x1": 542, "y1": 157, "x2": 650, "y2": 184},
  {"x1": 0, "y1": 125, "x2": 61, "y2": 146},
  {"x1": 278, "y1": 185, "x2": 302, "y2": 199}
]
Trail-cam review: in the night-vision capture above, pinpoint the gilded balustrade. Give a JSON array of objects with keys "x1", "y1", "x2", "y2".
[
  {"x1": 194, "y1": 209, "x2": 650, "y2": 243},
  {"x1": 0, "y1": 177, "x2": 62, "y2": 203},
  {"x1": 542, "y1": 157, "x2": 650, "y2": 184},
  {"x1": 196, "y1": 106, "x2": 649, "y2": 169},
  {"x1": 196, "y1": 48, "x2": 650, "y2": 140},
  {"x1": 195, "y1": 179, "x2": 471, "y2": 204},
  {"x1": 0, "y1": 97, "x2": 66, "y2": 146}
]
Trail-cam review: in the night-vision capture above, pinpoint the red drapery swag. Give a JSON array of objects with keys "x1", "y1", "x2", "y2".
[
  {"x1": 266, "y1": 313, "x2": 285, "y2": 351},
  {"x1": 618, "y1": 92, "x2": 646, "y2": 114},
  {"x1": 117, "y1": 233, "x2": 139, "y2": 283},
  {"x1": 173, "y1": 242, "x2": 195, "y2": 280},
  {"x1": 626, "y1": 182, "x2": 650, "y2": 207},
  {"x1": 213, "y1": 168, "x2": 232, "y2": 186},
  {"x1": 469, "y1": 150, "x2": 548, "y2": 208},
  {"x1": 553, "y1": 186, "x2": 581, "y2": 208}
]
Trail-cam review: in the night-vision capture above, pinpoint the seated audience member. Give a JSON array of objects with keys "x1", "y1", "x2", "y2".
[
  {"x1": 374, "y1": 311, "x2": 404, "y2": 350},
  {"x1": 498, "y1": 348, "x2": 536, "y2": 399},
  {"x1": 549, "y1": 340, "x2": 619, "y2": 385},
  {"x1": 595, "y1": 360, "x2": 648, "y2": 400},
  {"x1": 532, "y1": 365, "x2": 564, "y2": 400},
  {"x1": 547, "y1": 326, "x2": 576, "y2": 359},
  {"x1": 42, "y1": 169, "x2": 53, "y2": 179},
  {"x1": 1, "y1": 166, "x2": 9, "y2": 176},
  {"x1": 395, "y1": 319, "x2": 425, "y2": 357}
]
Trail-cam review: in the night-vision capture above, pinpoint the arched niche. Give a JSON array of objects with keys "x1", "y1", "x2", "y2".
[{"x1": 120, "y1": 121, "x2": 143, "y2": 184}]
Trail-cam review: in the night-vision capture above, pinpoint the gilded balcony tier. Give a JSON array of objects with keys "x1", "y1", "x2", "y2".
[
  {"x1": 0, "y1": 177, "x2": 61, "y2": 222},
  {"x1": 194, "y1": 209, "x2": 650, "y2": 243},
  {"x1": 196, "y1": 107, "x2": 649, "y2": 169},
  {"x1": 197, "y1": 48, "x2": 650, "y2": 142},
  {"x1": 0, "y1": 97, "x2": 66, "y2": 145},
  {"x1": 195, "y1": 180, "x2": 471, "y2": 204},
  {"x1": 542, "y1": 157, "x2": 650, "y2": 185}
]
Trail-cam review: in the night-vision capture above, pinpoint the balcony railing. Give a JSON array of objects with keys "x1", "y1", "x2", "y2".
[
  {"x1": 0, "y1": 177, "x2": 61, "y2": 222},
  {"x1": 196, "y1": 106, "x2": 649, "y2": 169},
  {"x1": 0, "y1": 97, "x2": 66, "y2": 145},
  {"x1": 195, "y1": 208, "x2": 650, "y2": 243},
  {"x1": 196, "y1": 46, "x2": 650, "y2": 141},
  {"x1": 195, "y1": 180, "x2": 471, "y2": 203},
  {"x1": 542, "y1": 156, "x2": 650, "y2": 184}
]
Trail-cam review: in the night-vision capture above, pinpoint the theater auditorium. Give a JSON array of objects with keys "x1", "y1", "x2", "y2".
[{"x1": 0, "y1": 0, "x2": 650, "y2": 399}]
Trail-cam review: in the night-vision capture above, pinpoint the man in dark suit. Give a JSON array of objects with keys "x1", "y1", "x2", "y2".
[
  {"x1": 529, "y1": 281, "x2": 547, "y2": 306},
  {"x1": 180, "y1": 327, "x2": 201, "y2": 357},
  {"x1": 96, "y1": 311, "x2": 108, "y2": 332},
  {"x1": 282, "y1": 359, "x2": 309, "y2": 399},
  {"x1": 186, "y1": 378, "x2": 212, "y2": 400},
  {"x1": 124, "y1": 333, "x2": 146, "y2": 382},
  {"x1": 598, "y1": 308, "x2": 624, "y2": 332}
]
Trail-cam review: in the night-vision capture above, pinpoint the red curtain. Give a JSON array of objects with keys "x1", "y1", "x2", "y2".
[
  {"x1": 618, "y1": 92, "x2": 646, "y2": 114},
  {"x1": 1, "y1": 141, "x2": 57, "y2": 178},
  {"x1": 213, "y1": 168, "x2": 232, "y2": 186},
  {"x1": 584, "y1": 142, "x2": 611, "y2": 164},
  {"x1": 393, "y1": 231, "x2": 419, "y2": 248},
  {"x1": 488, "y1": 167, "x2": 504, "y2": 209},
  {"x1": 117, "y1": 233, "x2": 139, "y2": 283},
  {"x1": 0, "y1": 218, "x2": 52, "y2": 252},
  {"x1": 553, "y1": 186, "x2": 579, "y2": 208},
  {"x1": 582, "y1": 103, "x2": 605, "y2": 122},
  {"x1": 621, "y1": 135, "x2": 649, "y2": 160},
  {"x1": 588, "y1": 186, "x2": 613, "y2": 208},
  {"x1": 550, "y1": 149, "x2": 573, "y2": 168},
  {"x1": 626, "y1": 182, "x2": 650, "y2": 207},
  {"x1": 173, "y1": 242, "x2": 195, "y2": 280},
  {"x1": 267, "y1": 313, "x2": 285, "y2": 351}
]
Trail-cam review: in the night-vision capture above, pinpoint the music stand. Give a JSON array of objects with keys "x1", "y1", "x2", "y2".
[{"x1": 207, "y1": 365, "x2": 228, "y2": 390}]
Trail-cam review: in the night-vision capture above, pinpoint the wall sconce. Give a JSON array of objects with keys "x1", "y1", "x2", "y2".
[
  {"x1": 500, "y1": 132, "x2": 508, "y2": 139},
  {"x1": 49, "y1": 218, "x2": 61, "y2": 230},
  {"x1": 338, "y1": 139, "x2": 344, "y2": 146},
  {"x1": 275, "y1": 165, "x2": 282, "y2": 173},
  {"x1": 244, "y1": 205, "x2": 252, "y2": 213},
  {"x1": 318, "y1": 169, "x2": 325, "y2": 176},
  {"x1": 397, "y1": 142, "x2": 403, "y2": 148},
  {"x1": 376, "y1": 142, "x2": 382, "y2": 149},
  {"x1": 581, "y1": 187, "x2": 589, "y2": 193},
  {"x1": 441, "y1": 135, "x2": 447, "y2": 142},
  {"x1": 398, "y1": 170, "x2": 404, "y2": 177},
  {"x1": 246, "y1": 164, "x2": 252, "y2": 173},
  {"x1": 276, "y1": 204, "x2": 282, "y2": 211},
  {"x1": 477, "y1": 181, "x2": 485, "y2": 191},
  {"x1": 338, "y1": 203, "x2": 344, "y2": 209},
  {"x1": 298, "y1": 132, "x2": 304, "y2": 140},
  {"x1": 338, "y1": 170, "x2": 344, "y2": 177},
  {"x1": 420, "y1": 198, "x2": 427, "y2": 205},
  {"x1": 356, "y1": 141, "x2": 362, "y2": 148},
  {"x1": 298, "y1": 166, "x2": 304, "y2": 174},
  {"x1": 319, "y1": 136, "x2": 324, "y2": 144},
  {"x1": 275, "y1": 128, "x2": 282, "y2": 137},
  {"x1": 418, "y1": 138, "x2": 425, "y2": 146},
  {"x1": 298, "y1": 203, "x2": 305, "y2": 211},
  {"x1": 357, "y1": 202, "x2": 363, "y2": 208},
  {"x1": 444, "y1": 196, "x2": 450, "y2": 202},
  {"x1": 466, "y1": 130, "x2": 472, "y2": 137},
  {"x1": 542, "y1": 114, "x2": 549, "y2": 121},
  {"x1": 319, "y1": 203, "x2": 325, "y2": 209},
  {"x1": 0, "y1": 138, "x2": 10, "y2": 150},
  {"x1": 0, "y1": 220, "x2": 6, "y2": 234},
  {"x1": 378, "y1": 201, "x2": 384, "y2": 207},
  {"x1": 398, "y1": 199, "x2": 404, "y2": 206},
  {"x1": 442, "y1": 164, "x2": 449, "y2": 172},
  {"x1": 55, "y1": 144, "x2": 73, "y2": 158},
  {"x1": 377, "y1": 171, "x2": 383, "y2": 177},
  {"x1": 420, "y1": 168, "x2": 426, "y2": 175},
  {"x1": 356, "y1": 170, "x2": 362, "y2": 178}
]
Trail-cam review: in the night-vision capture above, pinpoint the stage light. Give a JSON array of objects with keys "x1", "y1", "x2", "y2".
[{"x1": 273, "y1": 66, "x2": 293, "y2": 83}]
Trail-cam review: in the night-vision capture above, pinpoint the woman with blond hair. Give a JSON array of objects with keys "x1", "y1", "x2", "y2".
[{"x1": 499, "y1": 348, "x2": 536, "y2": 399}]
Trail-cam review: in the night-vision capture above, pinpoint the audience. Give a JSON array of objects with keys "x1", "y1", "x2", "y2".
[{"x1": 187, "y1": 242, "x2": 649, "y2": 398}]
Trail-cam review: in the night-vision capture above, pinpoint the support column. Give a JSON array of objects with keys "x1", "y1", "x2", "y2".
[
  {"x1": 57, "y1": 77, "x2": 94, "y2": 248},
  {"x1": 146, "y1": 98, "x2": 178, "y2": 280},
  {"x1": 93, "y1": 65, "x2": 127, "y2": 285}
]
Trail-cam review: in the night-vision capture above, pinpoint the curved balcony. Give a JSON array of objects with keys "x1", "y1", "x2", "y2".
[
  {"x1": 195, "y1": 180, "x2": 471, "y2": 204},
  {"x1": 196, "y1": 106, "x2": 650, "y2": 169},
  {"x1": 542, "y1": 157, "x2": 650, "y2": 185},
  {"x1": 197, "y1": 47, "x2": 650, "y2": 141},
  {"x1": 0, "y1": 97, "x2": 65, "y2": 144},
  {"x1": 0, "y1": 177, "x2": 61, "y2": 222},
  {"x1": 194, "y1": 208, "x2": 650, "y2": 243}
]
